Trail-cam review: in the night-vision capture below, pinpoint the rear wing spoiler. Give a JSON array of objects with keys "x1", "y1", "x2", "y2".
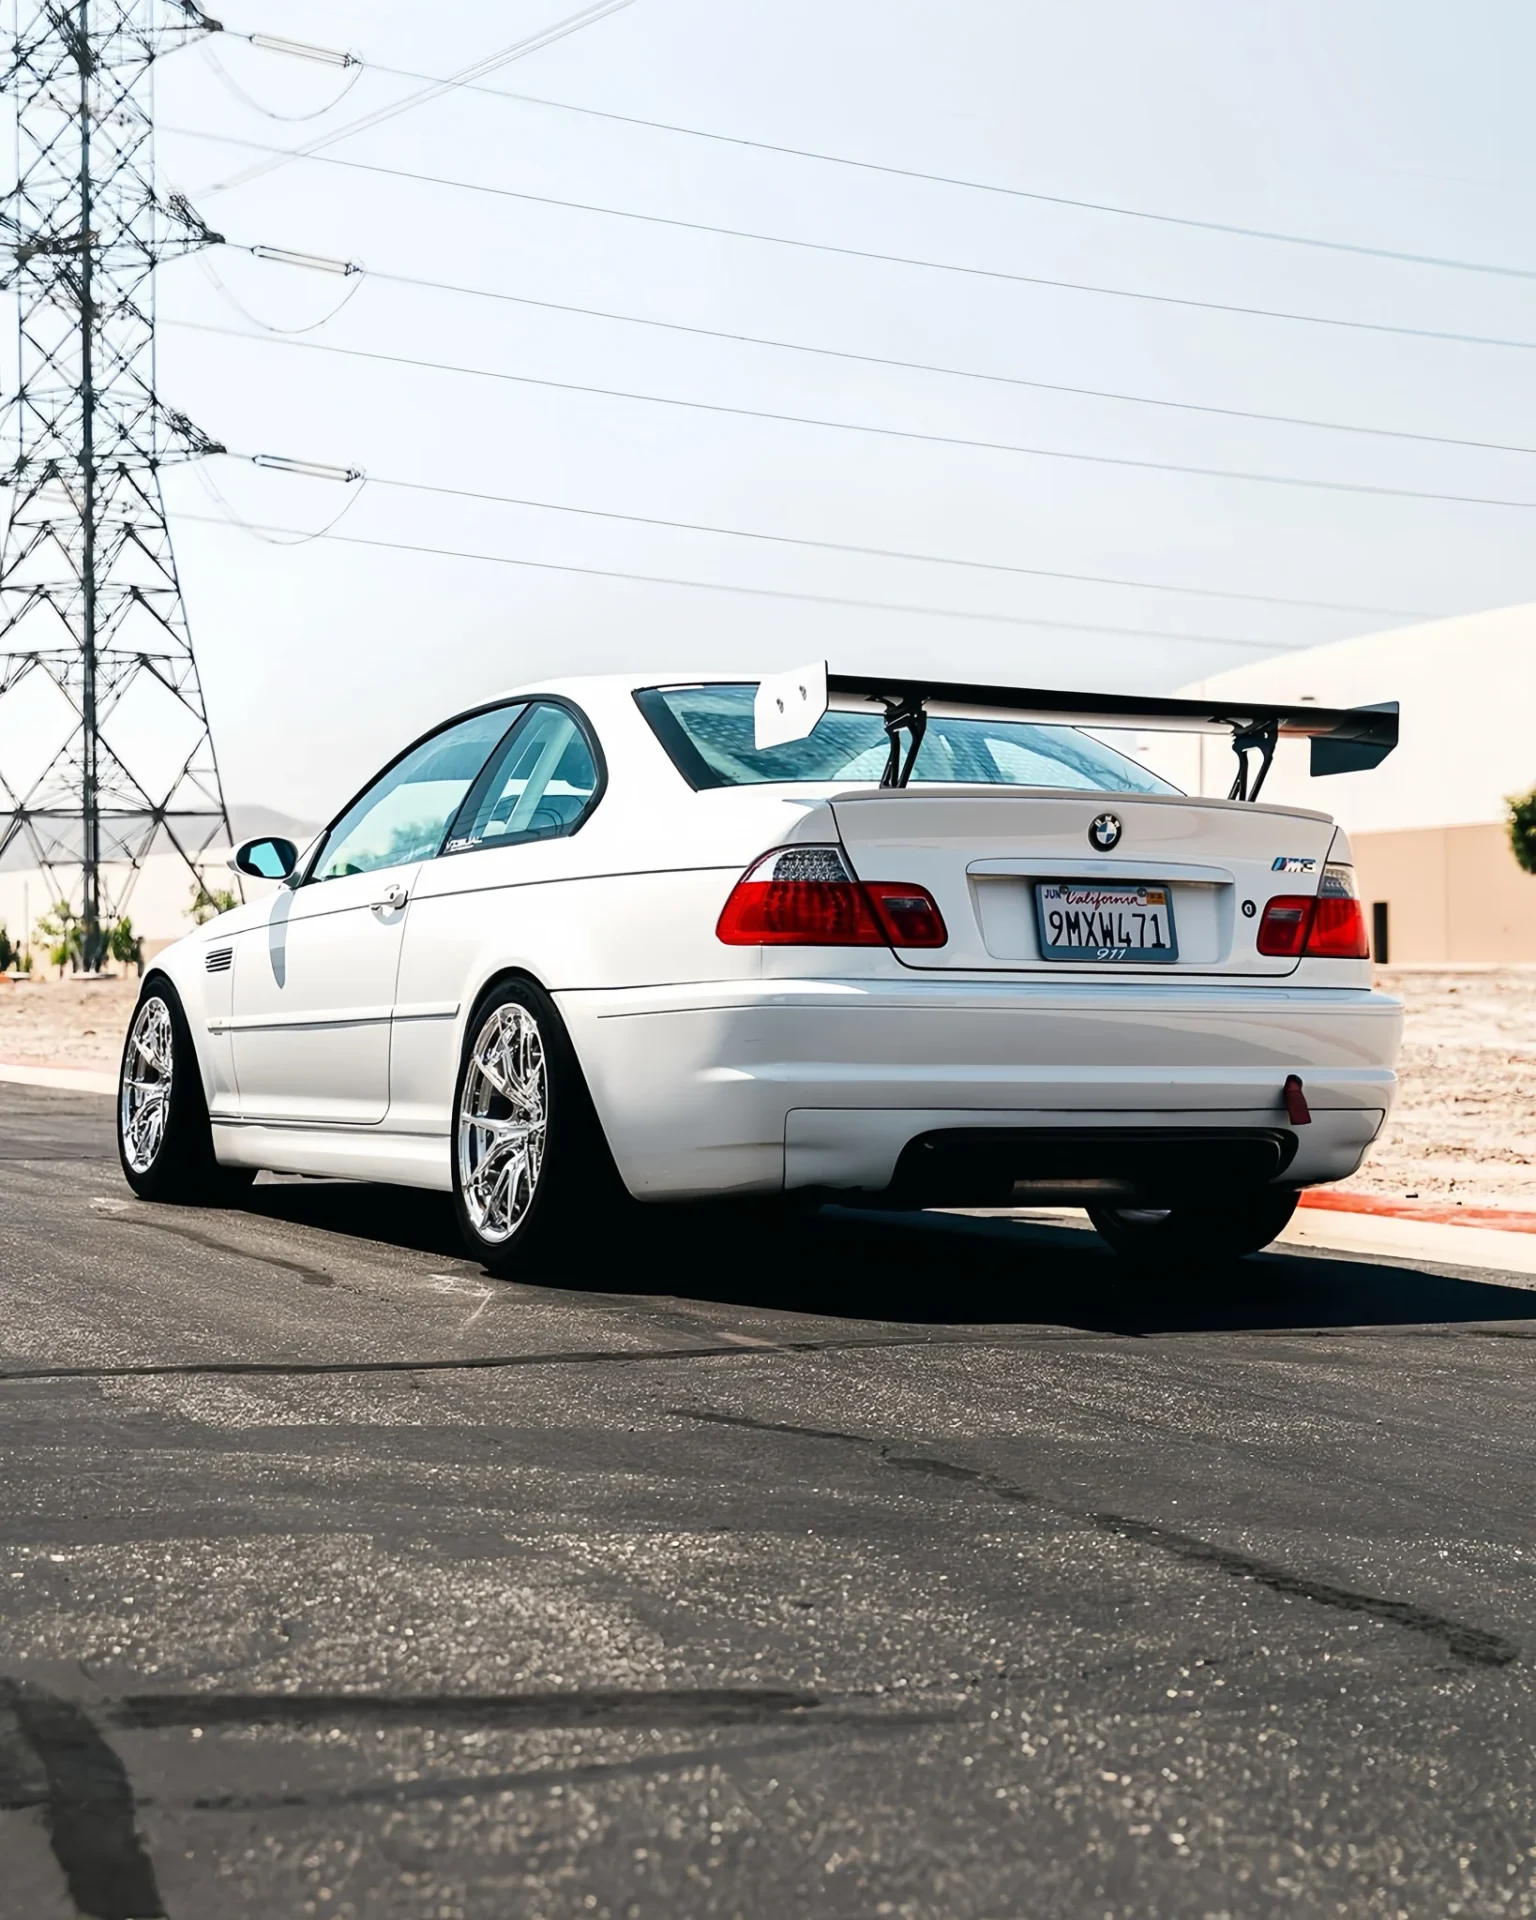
[{"x1": 753, "y1": 661, "x2": 1398, "y2": 800}]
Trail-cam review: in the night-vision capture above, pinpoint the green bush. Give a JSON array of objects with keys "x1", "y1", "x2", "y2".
[
  {"x1": 35, "y1": 899, "x2": 82, "y2": 972},
  {"x1": 0, "y1": 923, "x2": 13, "y2": 971},
  {"x1": 189, "y1": 882, "x2": 238, "y2": 926},
  {"x1": 108, "y1": 916, "x2": 143, "y2": 973},
  {"x1": 1510, "y1": 787, "x2": 1536, "y2": 876}
]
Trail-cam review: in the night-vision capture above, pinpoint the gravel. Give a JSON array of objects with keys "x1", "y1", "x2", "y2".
[{"x1": 1347, "y1": 969, "x2": 1536, "y2": 1208}]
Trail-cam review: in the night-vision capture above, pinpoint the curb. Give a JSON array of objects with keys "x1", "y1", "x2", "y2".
[
  {"x1": 1281, "y1": 1207, "x2": 1536, "y2": 1280},
  {"x1": 1299, "y1": 1190, "x2": 1536, "y2": 1236},
  {"x1": 0, "y1": 1061, "x2": 117, "y2": 1096}
]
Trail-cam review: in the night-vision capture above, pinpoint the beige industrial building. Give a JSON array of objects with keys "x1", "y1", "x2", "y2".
[{"x1": 1162, "y1": 603, "x2": 1536, "y2": 964}]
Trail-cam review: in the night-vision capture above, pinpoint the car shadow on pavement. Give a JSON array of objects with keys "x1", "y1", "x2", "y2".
[
  {"x1": 241, "y1": 1174, "x2": 469, "y2": 1261},
  {"x1": 644, "y1": 1204, "x2": 1536, "y2": 1338},
  {"x1": 235, "y1": 1176, "x2": 1536, "y2": 1341}
]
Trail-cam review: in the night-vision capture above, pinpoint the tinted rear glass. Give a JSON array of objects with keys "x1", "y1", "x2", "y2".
[{"x1": 636, "y1": 683, "x2": 1177, "y2": 795}]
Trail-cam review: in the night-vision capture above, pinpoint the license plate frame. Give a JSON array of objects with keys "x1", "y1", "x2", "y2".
[{"x1": 1034, "y1": 880, "x2": 1179, "y2": 963}]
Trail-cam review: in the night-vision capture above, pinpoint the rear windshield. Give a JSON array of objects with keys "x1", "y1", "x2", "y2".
[{"x1": 636, "y1": 683, "x2": 1177, "y2": 795}]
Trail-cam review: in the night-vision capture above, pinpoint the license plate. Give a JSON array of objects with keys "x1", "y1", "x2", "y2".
[{"x1": 1035, "y1": 882, "x2": 1178, "y2": 962}]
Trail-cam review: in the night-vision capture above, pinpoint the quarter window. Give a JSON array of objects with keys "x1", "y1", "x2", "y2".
[
  {"x1": 444, "y1": 702, "x2": 600, "y2": 853},
  {"x1": 312, "y1": 707, "x2": 519, "y2": 882}
]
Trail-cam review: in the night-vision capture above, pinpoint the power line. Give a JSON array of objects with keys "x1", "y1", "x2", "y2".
[
  {"x1": 330, "y1": 470, "x2": 1428, "y2": 620},
  {"x1": 168, "y1": 127, "x2": 1536, "y2": 356},
  {"x1": 338, "y1": 67, "x2": 1536, "y2": 287},
  {"x1": 346, "y1": 262, "x2": 1536, "y2": 463},
  {"x1": 201, "y1": 1, "x2": 636, "y2": 195},
  {"x1": 200, "y1": 39, "x2": 364, "y2": 123},
  {"x1": 200, "y1": 252, "x2": 365, "y2": 335},
  {"x1": 174, "y1": 508, "x2": 1321, "y2": 654},
  {"x1": 204, "y1": 40, "x2": 1536, "y2": 283},
  {"x1": 169, "y1": 320, "x2": 1536, "y2": 512}
]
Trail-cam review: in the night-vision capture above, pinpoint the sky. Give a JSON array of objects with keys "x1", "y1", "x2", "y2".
[{"x1": 106, "y1": 0, "x2": 1536, "y2": 821}]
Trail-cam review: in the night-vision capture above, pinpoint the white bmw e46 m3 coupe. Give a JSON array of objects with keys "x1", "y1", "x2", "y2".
[{"x1": 117, "y1": 664, "x2": 1403, "y2": 1274}]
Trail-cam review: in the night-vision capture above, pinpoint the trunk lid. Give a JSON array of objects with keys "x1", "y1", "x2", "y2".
[{"x1": 831, "y1": 788, "x2": 1337, "y2": 977}]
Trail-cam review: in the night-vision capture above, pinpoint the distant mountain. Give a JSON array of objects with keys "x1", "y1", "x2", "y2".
[
  {"x1": 0, "y1": 804, "x2": 321, "y2": 874},
  {"x1": 226, "y1": 803, "x2": 320, "y2": 846}
]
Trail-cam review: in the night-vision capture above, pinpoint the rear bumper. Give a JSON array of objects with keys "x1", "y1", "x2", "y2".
[
  {"x1": 557, "y1": 976, "x2": 1401, "y2": 1200},
  {"x1": 788, "y1": 1109, "x2": 1379, "y2": 1200}
]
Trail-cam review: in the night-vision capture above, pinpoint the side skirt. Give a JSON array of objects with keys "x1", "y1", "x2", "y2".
[{"x1": 211, "y1": 1121, "x2": 453, "y2": 1191}]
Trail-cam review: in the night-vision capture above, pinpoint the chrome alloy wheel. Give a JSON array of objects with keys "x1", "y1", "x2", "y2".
[
  {"x1": 457, "y1": 1002, "x2": 548, "y2": 1244},
  {"x1": 120, "y1": 995, "x2": 175, "y2": 1175}
]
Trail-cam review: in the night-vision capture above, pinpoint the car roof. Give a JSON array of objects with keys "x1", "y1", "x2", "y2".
[{"x1": 487, "y1": 671, "x2": 755, "y2": 704}]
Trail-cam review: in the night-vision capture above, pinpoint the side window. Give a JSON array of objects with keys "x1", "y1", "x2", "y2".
[
  {"x1": 444, "y1": 702, "x2": 600, "y2": 854},
  {"x1": 311, "y1": 707, "x2": 520, "y2": 883}
]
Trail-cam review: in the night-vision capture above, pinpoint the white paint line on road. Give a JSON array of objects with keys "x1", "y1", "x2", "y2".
[{"x1": 426, "y1": 1273, "x2": 493, "y2": 1295}]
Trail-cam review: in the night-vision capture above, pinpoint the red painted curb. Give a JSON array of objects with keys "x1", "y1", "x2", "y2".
[{"x1": 1299, "y1": 1190, "x2": 1536, "y2": 1235}]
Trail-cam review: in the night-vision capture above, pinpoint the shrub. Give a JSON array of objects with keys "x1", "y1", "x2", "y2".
[
  {"x1": 189, "y1": 882, "x2": 238, "y2": 926},
  {"x1": 0, "y1": 923, "x2": 13, "y2": 971},
  {"x1": 35, "y1": 900, "x2": 82, "y2": 972},
  {"x1": 108, "y1": 916, "x2": 143, "y2": 973},
  {"x1": 1510, "y1": 787, "x2": 1536, "y2": 876}
]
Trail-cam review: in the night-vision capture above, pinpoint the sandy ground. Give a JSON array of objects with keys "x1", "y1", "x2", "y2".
[
  {"x1": 1352, "y1": 968, "x2": 1536, "y2": 1208},
  {"x1": 3, "y1": 965, "x2": 1534, "y2": 1206},
  {"x1": 0, "y1": 972, "x2": 139, "y2": 1070}
]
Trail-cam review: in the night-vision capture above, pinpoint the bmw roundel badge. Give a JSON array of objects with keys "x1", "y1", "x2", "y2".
[{"x1": 1089, "y1": 812, "x2": 1123, "y2": 851}]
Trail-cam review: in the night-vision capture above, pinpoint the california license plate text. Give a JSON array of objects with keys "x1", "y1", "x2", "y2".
[{"x1": 1035, "y1": 883, "x2": 1177, "y2": 961}]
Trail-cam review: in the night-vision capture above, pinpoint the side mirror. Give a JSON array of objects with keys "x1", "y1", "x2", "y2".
[{"x1": 230, "y1": 836, "x2": 298, "y2": 881}]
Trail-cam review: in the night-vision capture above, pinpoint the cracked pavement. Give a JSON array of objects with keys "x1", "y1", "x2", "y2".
[{"x1": 3, "y1": 1081, "x2": 1536, "y2": 1919}]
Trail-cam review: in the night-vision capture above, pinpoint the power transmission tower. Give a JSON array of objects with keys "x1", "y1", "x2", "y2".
[{"x1": 0, "y1": 0, "x2": 232, "y2": 970}]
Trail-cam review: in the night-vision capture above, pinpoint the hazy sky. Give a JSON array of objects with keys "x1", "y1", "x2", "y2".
[{"x1": 135, "y1": 0, "x2": 1536, "y2": 821}]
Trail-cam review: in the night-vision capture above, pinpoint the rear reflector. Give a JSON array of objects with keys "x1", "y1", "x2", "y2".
[
  {"x1": 717, "y1": 845, "x2": 947, "y2": 948},
  {"x1": 1258, "y1": 862, "x2": 1369, "y2": 959}
]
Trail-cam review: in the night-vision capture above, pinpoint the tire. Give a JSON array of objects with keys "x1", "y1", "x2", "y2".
[
  {"x1": 451, "y1": 977, "x2": 630, "y2": 1276},
  {"x1": 117, "y1": 978, "x2": 256, "y2": 1205},
  {"x1": 1087, "y1": 1189, "x2": 1301, "y2": 1269}
]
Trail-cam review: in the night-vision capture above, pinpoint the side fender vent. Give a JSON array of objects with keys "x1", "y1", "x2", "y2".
[{"x1": 204, "y1": 945, "x2": 233, "y2": 974}]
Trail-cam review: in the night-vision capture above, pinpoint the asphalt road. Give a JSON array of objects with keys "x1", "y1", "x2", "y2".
[{"x1": 3, "y1": 1082, "x2": 1536, "y2": 1920}]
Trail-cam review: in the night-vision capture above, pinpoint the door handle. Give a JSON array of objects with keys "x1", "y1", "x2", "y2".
[{"x1": 373, "y1": 882, "x2": 409, "y2": 913}]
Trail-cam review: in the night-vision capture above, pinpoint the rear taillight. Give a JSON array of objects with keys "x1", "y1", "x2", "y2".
[
  {"x1": 864, "y1": 881, "x2": 947, "y2": 947},
  {"x1": 716, "y1": 846, "x2": 947, "y2": 948},
  {"x1": 1257, "y1": 862, "x2": 1369, "y2": 959},
  {"x1": 1256, "y1": 897, "x2": 1312, "y2": 956},
  {"x1": 1305, "y1": 894, "x2": 1371, "y2": 957}
]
